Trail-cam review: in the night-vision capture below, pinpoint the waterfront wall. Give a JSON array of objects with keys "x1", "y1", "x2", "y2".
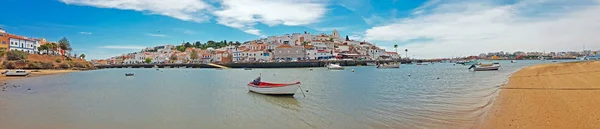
[{"x1": 95, "y1": 60, "x2": 411, "y2": 69}]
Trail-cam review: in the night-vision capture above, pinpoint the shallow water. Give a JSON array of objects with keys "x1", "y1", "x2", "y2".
[{"x1": 0, "y1": 60, "x2": 572, "y2": 129}]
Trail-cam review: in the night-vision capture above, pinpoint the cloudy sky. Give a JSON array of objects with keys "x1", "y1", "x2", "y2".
[{"x1": 1, "y1": 0, "x2": 599, "y2": 59}]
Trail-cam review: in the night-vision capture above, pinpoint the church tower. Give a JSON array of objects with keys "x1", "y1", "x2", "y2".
[{"x1": 331, "y1": 29, "x2": 340, "y2": 39}]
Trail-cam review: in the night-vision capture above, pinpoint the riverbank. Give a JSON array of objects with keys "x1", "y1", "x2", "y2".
[
  {"x1": 478, "y1": 60, "x2": 600, "y2": 128},
  {"x1": 0, "y1": 70, "x2": 80, "y2": 84}
]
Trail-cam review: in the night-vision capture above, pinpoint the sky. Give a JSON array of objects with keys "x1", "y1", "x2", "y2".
[{"x1": 1, "y1": 0, "x2": 599, "y2": 59}]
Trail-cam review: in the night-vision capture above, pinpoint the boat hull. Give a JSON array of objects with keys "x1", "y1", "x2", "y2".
[
  {"x1": 327, "y1": 64, "x2": 344, "y2": 70},
  {"x1": 377, "y1": 64, "x2": 400, "y2": 69},
  {"x1": 327, "y1": 67, "x2": 345, "y2": 70},
  {"x1": 473, "y1": 66, "x2": 500, "y2": 71},
  {"x1": 248, "y1": 84, "x2": 299, "y2": 95},
  {"x1": 4, "y1": 73, "x2": 30, "y2": 76}
]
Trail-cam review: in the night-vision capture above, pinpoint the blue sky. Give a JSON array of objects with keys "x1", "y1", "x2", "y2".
[{"x1": 1, "y1": 0, "x2": 599, "y2": 59}]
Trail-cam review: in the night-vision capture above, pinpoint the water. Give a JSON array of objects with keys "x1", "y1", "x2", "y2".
[{"x1": 0, "y1": 60, "x2": 572, "y2": 129}]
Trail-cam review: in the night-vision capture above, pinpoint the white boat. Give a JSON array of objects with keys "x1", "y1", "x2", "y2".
[
  {"x1": 327, "y1": 63, "x2": 345, "y2": 70},
  {"x1": 4, "y1": 70, "x2": 30, "y2": 76},
  {"x1": 377, "y1": 63, "x2": 400, "y2": 69},
  {"x1": 247, "y1": 76, "x2": 300, "y2": 95},
  {"x1": 365, "y1": 62, "x2": 377, "y2": 66},
  {"x1": 511, "y1": 60, "x2": 517, "y2": 63},
  {"x1": 469, "y1": 64, "x2": 501, "y2": 71}
]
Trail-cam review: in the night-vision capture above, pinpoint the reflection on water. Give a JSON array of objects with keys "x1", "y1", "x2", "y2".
[
  {"x1": 0, "y1": 60, "x2": 571, "y2": 129},
  {"x1": 247, "y1": 92, "x2": 300, "y2": 111}
]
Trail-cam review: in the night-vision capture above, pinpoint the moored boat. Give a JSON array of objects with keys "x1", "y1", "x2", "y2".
[
  {"x1": 125, "y1": 73, "x2": 134, "y2": 76},
  {"x1": 327, "y1": 63, "x2": 344, "y2": 70},
  {"x1": 4, "y1": 69, "x2": 30, "y2": 76},
  {"x1": 511, "y1": 60, "x2": 517, "y2": 63},
  {"x1": 365, "y1": 62, "x2": 377, "y2": 66},
  {"x1": 377, "y1": 62, "x2": 400, "y2": 69},
  {"x1": 469, "y1": 64, "x2": 501, "y2": 71},
  {"x1": 247, "y1": 75, "x2": 300, "y2": 95}
]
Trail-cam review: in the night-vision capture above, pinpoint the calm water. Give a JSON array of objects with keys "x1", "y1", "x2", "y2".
[{"x1": 0, "y1": 60, "x2": 571, "y2": 129}]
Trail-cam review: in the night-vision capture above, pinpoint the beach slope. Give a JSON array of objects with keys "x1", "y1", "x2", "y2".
[{"x1": 479, "y1": 61, "x2": 600, "y2": 128}]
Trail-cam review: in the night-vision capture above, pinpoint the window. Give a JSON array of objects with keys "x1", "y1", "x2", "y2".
[{"x1": 1, "y1": 41, "x2": 5, "y2": 44}]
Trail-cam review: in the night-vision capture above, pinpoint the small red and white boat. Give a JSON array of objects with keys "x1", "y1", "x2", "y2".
[{"x1": 248, "y1": 81, "x2": 301, "y2": 95}]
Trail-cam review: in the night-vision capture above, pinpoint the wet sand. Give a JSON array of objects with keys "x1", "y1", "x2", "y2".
[
  {"x1": 0, "y1": 70, "x2": 80, "y2": 84},
  {"x1": 479, "y1": 61, "x2": 600, "y2": 128}
]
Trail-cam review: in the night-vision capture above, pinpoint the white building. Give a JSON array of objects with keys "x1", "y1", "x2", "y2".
[{"x1": 9, "y1": 36, "x2": 39, "y2": 54}]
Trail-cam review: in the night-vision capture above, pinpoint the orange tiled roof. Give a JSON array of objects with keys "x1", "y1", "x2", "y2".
[{"x1": 276, "y1": 44, "x2": 292, "y2": 48}]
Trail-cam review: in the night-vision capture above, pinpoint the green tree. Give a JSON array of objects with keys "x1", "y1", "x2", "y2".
[
  {"x1": 302, "y1": 41, "x2": 309, "y2": 46},
  {"x1": 228, "y1": 41, "x2": 233, "y2": 46},
  {"x1": 47, "y1": 43, "x2": 58, "y2": 55},
  {"x1": 145, "y1": 58, "x2": 152, "y2": 63},
  {"x1": 38, "y1": 44, "x2": 49, "y2": 54},
  {"x1": 80, "y1": 54, "x2": 86, "y2": 59},
  {"x1": 176, "y1": 45, "x2": 186, "y2": 52},
  {"x1": 207, "y1": 40, "x2": 216, "y2": 45},
  {"x1": 394, "y1": 44, "x2": 398, "y2": 53},
  {"x1": 190, "y1": 50, "x2": 198, "y2": 61},
  {"x1": 184, "y1": 42, "x2": 193, "y2": 48},
  {"x1": 58, "y1": 37, "x2": 72, "y2": 51},
  {"x1": 194, "y1": 41, "x2": 202, "y2": 48},
  {"x1": 329, "y1": 38, "x2": 334, "y2": 42},
  {"x1": 234, "y1": 41, "x2": 241, "y2": 46}
]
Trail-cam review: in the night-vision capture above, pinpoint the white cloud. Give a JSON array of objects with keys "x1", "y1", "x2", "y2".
[
  {"x1": 146, "y1": 33, "x2": 167, "y2": 37},
  {"x1": 365, "y1": 0, "x2": 600, "y2": 58},
  {"x1": 60, "y1": 0, "x2": 212, "y2": 22},
  {"x1": 212, "y1": 0, "x2": 327, "y2": 36},
  {"x1": 79, "y1": 32, "x2": 92, "y2": 35},
  {"x1": 60, "y1": 0, "x2": 328, "y2": 36},
  {"x1": 99, "y1": 45, "x2": 147, "y2": 50},
  {"x1": 412, "y1": 0, "x2": 441, "y2": 15}
]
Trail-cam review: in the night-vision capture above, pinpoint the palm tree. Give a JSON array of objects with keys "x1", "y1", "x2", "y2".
[
  {"x1": 405, "y1": 49, "x2": 408, "y2": 59},
  {"x1": 394, "y1": 44, "x2": 398, "y2": 53}
]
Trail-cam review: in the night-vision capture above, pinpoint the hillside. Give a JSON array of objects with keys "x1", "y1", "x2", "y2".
[{"x1": 1, "y1": 53, "x2": 94, "y2": 70}]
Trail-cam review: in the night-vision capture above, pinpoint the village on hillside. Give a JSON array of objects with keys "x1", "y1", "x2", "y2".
[{"x1": 91, "y1": 30, "x2": 401, "y2": 65}]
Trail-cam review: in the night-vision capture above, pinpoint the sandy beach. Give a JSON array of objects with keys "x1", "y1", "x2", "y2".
[
  {"x1": 478, "y1": 61, "x2": 600, "y2": 128},
  {"x1": 0, "y1": 70, "x2": 80, "y2": 84}
]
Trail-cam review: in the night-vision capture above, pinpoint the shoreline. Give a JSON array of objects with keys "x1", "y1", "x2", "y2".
[
  {"x1": 0, "y1": 70, "x2": 81, "y2": 84},
  {"x1": 478, "y1": 60, "x2": 600, "y2": 128}
]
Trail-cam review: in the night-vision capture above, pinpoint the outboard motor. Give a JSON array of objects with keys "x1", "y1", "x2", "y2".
[{"x1": 468, "y1": 64, "x2": 476, "y2": 69}]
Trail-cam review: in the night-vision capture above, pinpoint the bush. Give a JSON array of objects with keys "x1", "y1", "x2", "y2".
[
  {"x1": 59, "y1": 63, "x2": 71, "y2": 69},
  {"x1": 7, "y1": 51, "x2": 28, "y2": 61},
  {"x1": 56, "y1": 58, "x2": 62, "y2": 63},
  {"x1": 27, "y1": 61, "x2": 43, "y2": 69},
  {"x1": 41, "y1": 62, "x2": 54, "y2": 69},
  {"x1": 66, "y1": 56, "x2": 72, "y2": 61},
  {"x1": 73, "y1": 62, "x2": 87, "y2": 68},
  {"x1": 4, "y1": 62, "x2": 16, "y2": 69}
]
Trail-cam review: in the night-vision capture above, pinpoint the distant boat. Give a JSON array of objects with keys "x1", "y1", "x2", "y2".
[
  {"x1": 247, "y1": 75, "x2": 300, "y2": 95},
  {"x1": 416, "y1": 63, "x2": 428, "y2": 65},
  {"x1": 469, "y1": 64, "x2": 500, "y2": 71},
  {"x1": 327, "y1": 63, "x2": 345, "y2": 70},
  {"x1": 4, "y1": 69, "x2": 30, "y2": 76},
  {"x1": 511, "y1": 60, "x2": 517, "y2": 63},
  {"x1": 244, "y1": 68, "x2": 253, "y2": 70},
  {"x1": 365, "y1": 62, "x2": 377, "y2": 66},
  {"x1": 377, "y1": 62, "x2": 400, "y2": 69},
  {"x1": 125, "y1": 73, "x2": 134, "y2": 76}
]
